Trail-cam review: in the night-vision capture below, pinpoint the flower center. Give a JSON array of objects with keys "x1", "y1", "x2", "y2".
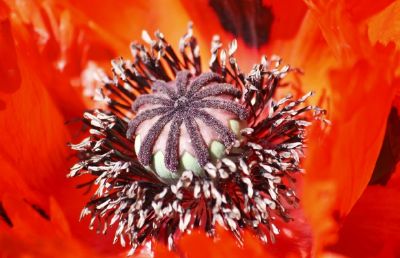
[
  {"x1": 174, "y1": 96, "x2": 189, "y2": 109},
  {"x1": 127, "y1": 70, "x2": 248, "y2": 181},
  {"x1": 69, "y1": 25, "x2": 326, "y2": 255}
]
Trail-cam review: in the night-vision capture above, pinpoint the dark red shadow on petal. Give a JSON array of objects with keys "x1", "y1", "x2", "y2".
[
  {"x1": 24, "y1": 199, "x2": 51, "y2": 221},
  {"x1": 0, "y1": 202, "x2": 12, "y2": 227},
  {"x1": 327, "y1": 184, "x2": 400, "y2": 258},
  {"x1": 182, "y1": 0, "x2": 307, "y2": 50},
  {"x1": 209, "y1": 0, "x2": 273, "y2": 48},
  {"x1": 370, "y1": 107, "x2": 400, "y2": 185}
]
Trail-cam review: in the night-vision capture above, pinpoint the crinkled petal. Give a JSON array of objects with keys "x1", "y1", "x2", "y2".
[
  {"x1": 0, "y1": 4, "x2": 122, "y2": 253},
  {"x1": 299, "y1": 0, "x2": 400, "y2": 255}
]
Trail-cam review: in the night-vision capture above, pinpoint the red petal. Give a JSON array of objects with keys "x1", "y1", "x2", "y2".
[
  {"x1": 0, "y1": 6, "x2": 119, "y2": 251},
  {"x1": 298, "y1": 0, "x2": 400, "y2": 254},
  {"x1": 328, "y1": 167, "x2": 400, "y2": 257},
  {"x1": 181, "y1": 0, "x2": 307, "y2": 46},
  {"x1": 3, "y1": 0, "x2": 87, "y2": 119},
  {"x1": 265, "y1": 0, "x2": 308, "y2": 40},
  {"x1": 0, "y1": 42, "x2": 72, "y2": 201},
  {"x1": 53, "y1": 0, "x2": 195, "y2": 55},
  {"x1": 154, "y1": 228, "x2": 274, "y2": 258},
  {"x1": 181, "y1": 0, "x2": 307, "y2": 70},
  {"x1": 0, "y1": 194, "x2": 127, "y2": 257}
]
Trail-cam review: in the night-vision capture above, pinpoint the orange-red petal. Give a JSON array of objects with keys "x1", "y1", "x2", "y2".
[{"x1": 294, "y1": 0, "x2": 400, "y2": 255}]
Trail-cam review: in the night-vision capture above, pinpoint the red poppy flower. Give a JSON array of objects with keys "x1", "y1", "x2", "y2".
[{"x1": 1, "y1": 0, "x2": 400, "y2": 258}]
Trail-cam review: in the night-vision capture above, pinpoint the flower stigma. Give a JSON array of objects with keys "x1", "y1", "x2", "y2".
[{"x1": 128, "y1": 69, "x2": 248, "y2": 181}]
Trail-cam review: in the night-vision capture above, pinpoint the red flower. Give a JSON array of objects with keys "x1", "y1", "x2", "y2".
[{"x1": 1, "y1": 0, "x2": 399, "y2": 257}]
